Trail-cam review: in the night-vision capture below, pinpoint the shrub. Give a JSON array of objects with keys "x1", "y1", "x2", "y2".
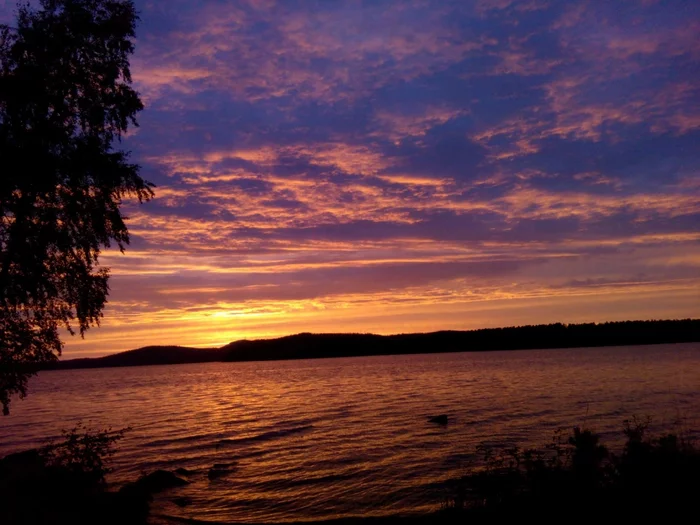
[
  {"x1": 445, "y1": 420, "x2": 699, "y2": 520},
  {"x1": 0, "y1": 423, "x2": 145, "y2": 525},
  {"x1": 40, "y1": 422, "x2": 128, "y2": 489}
]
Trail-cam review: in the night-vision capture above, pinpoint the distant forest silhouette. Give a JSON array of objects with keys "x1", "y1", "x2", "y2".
[{"x1": 46, "y1": 319, "x2": 700, "y2": 370}]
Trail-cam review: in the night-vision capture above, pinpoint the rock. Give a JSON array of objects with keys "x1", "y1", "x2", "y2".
[
  {"x1": 0, "y1": 449, "x2": 43, "y2": 468},
  {"x1": 128, "y1": 470, "x2": 189, "y2": 494},
  {"x1": 428, "y1": 414, "x2": 449, "y2": 425},
  {"x1": 0, "y1": 449, "x2": 45, "y2": 480},
  {"x1": 172, "y1": 496, "x2": 193, "y2": 508},
  {"x1": 112, "y1": 487, "x2": 152, "y2": 523},
  {"x1": 212, "y1": 462, "x2": 235, "y2": 469},
  {"x1": 174, "y1": 467, "x2": 192, "y2": 476},
  {"x1": 207, "y1": 468, "x2": 231, "y2": 480},
  {"x1": 207, "y1": 463, "x2": 236, "y2": 480}
]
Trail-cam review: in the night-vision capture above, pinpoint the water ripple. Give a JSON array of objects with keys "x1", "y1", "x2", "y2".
[{"x1": 1, "y1": 343, "x2": 698, "y2": 523}]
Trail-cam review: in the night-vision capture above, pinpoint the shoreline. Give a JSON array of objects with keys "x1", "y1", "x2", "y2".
[
  {"x1": 45, "y1": 319, "x2": 700, "y2": 371},
  {"x1": 4, "y1": 418, "x2": 699, "y2": 525},
  {"x1": 150, "y1": 514, "x2": 440, "y2": 525}
]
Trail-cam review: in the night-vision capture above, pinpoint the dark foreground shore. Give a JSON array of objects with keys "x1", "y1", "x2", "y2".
[
  {"x1": 151, "y1": 516, "x2": 436, "y2": 525},
  {"x1": 4, "y1": 419, "x2": 696, "y2": 525}
]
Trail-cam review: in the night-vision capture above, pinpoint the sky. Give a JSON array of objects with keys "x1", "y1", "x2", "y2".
[{"x1": 3, "y1": 0, "x2": 700, "y2": 357}]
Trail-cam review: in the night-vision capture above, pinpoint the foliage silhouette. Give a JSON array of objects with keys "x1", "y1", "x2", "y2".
[
  {"x1": 0, "y1": 0, "x2": 152, "y2": 414},
  {"x1": 444, "y1": 420, "x2": 699, "y2": 521},
  {"x1": 41, "y1": 422, "x2": 128, "y2": 488},
  {"x1": 0, "y1": 423, "x2": 149, "y2": 525}
]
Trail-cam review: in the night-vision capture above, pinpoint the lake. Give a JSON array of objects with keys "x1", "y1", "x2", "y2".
[{"x1": 1, "y1": 343, "x2": 699, "y2": 523}]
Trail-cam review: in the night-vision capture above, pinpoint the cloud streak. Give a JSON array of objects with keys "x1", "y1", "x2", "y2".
[{"x1": 2, "y1": 0, "x2": 697, "y2": 355}]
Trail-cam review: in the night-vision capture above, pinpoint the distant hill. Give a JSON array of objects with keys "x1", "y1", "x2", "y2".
[
  {"x1": 48, "y1": 319, "x2": 700, "y2": 370},
  {"x1": 48, "y1": 346, "x2": 223, "y2": 370}
]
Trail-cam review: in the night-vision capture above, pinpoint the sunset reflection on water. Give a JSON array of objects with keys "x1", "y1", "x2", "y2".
[{"x1": 1, "y1": 344, "x2": 698, "y2": 523}]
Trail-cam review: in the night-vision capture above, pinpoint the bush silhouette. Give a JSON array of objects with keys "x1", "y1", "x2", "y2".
[
  {"x1": 0, "y1": 424, "x2": 149, "y2": 525},
  {"x1": 444, "y1": 420, "x2": 699, "y2": 520}
]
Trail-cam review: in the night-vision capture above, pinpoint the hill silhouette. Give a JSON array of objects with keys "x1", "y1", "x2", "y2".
[
  {"x1": 50, "y1": 346, "x2": 222, "y2": 369},
  {"x1": 45, "y1": 319, "x2": 700, "y2": 371}
]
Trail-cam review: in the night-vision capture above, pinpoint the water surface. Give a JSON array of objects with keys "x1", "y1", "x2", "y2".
[{"x1": 1, "y1": 344, "x2": 698, "y2": 523}]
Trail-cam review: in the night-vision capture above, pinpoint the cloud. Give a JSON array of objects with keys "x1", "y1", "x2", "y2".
[{"x1": 1, "y1": 0, "x2": 697, "y2": 355}]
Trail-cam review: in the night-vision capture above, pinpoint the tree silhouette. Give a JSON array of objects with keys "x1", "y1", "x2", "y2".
[{"x1": 0, "y1": 0, "x2": 153, "y2": 414}]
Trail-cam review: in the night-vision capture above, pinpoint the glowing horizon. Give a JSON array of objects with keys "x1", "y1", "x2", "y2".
[{"x1": 2, "y1": 1, "x2": 698, "y2": 357}]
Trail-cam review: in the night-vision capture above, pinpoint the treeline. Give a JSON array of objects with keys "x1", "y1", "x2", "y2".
[
  {"x1": 46, "y1": 319, "x2": 700, "y2": 370},
  {"x1": 220, "y1": 319, "x2": 699, "y2": 362}
]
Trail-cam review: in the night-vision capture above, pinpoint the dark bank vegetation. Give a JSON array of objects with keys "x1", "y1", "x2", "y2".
[
  {"x1": 48, "y1": 318, "x2": 700, "y2": 370},
  {"x1": 0, "y1": 423, "x2": 194, "y2": 524},
  {"x1": 221, "y1": 319, "x2": 700, "y2": 361},
  {"x1": 2, "y1": 418, "x2": 698, "y2": 525},
  {"x1": 0, "y1": 423, "x2": 152, "y2": 525},
  {"x1": 442, "y1": 418, "x2": 700, "y2": 522}
]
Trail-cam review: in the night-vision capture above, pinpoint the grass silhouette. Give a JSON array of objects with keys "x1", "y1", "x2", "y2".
[
  {"x1": 442, "y1": 417, "x2": 699, "y2": 521},
  {"x1": 1, "y1": 418, "x2": 698, "y2": 524}
]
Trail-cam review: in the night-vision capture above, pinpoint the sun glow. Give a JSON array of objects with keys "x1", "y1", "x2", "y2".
[{"x1": 20, "y1": 0, "x2": 696, "y2": 357}]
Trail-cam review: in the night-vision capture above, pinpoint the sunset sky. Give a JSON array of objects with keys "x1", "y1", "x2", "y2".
[{"x1": 3, "y1": 0, "x2": 699, "y2": 357}]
